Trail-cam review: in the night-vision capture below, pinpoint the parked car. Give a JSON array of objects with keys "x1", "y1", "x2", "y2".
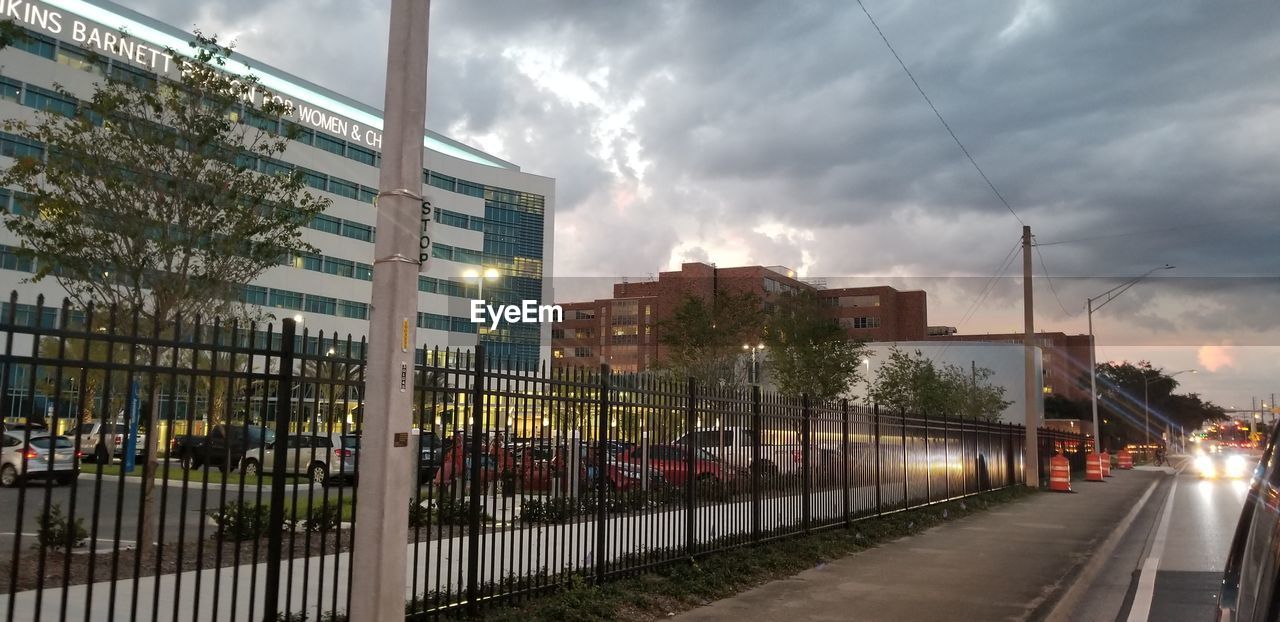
[
  {"x1": 170, "y1": 424, "x2": 275, "y2": 473},
  {"x1": 418, "y1": 430, "x2": 441, "y2": 480},
  {"x1": 1, "y1": 431, "x2": 80, "y2": 487},
  {"x1": 77, "y1": 420, "x2": 147, "y2": 464},
  {"x1": 616, "y1": 444, "x2": 738, "y2": 486},
  {"x1": 673, "y1": 427, "x2": 801, "y2": 476},
  {"x1": 237, "y1": 433, "x2": 358, "y2": 486},
  {"x1": 1218, "y1": 428, "x2": 1278, "y2": 620}
]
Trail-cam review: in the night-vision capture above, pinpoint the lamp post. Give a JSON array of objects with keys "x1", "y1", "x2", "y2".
[
  {"x1": 742, "y1": 343, "x2": 766, "y2": 385},
  {"x1": 1087, "y1": 265, "x2": 1174, "y2": 453},
  {"x1": 463, "y1": 267, "x2": 501, "y2": 302},
  {"x1": 1144, "y1": 368, "x2": 1195, "y2": 449}
]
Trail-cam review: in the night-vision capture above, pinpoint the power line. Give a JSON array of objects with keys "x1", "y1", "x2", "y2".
[
  {"x1": 1034, "y1": 239, "x2": 1078, "y2": 318},
  {"x1": 1033, "y1": 215, "x2": 1270, "y2": 247},
  {"x1": 855, "y1": 0, "x2": 1024, "y2": 226},
  {"x1": 956, "y1": 236, "x2": 1023, "y2": 330}
]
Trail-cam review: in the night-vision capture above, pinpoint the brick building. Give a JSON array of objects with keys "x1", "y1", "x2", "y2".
[
  {"x1": 552, "y1": 263, "x2": 928, "y2": 372},
  {"x1": 925, "y1": 331, "x2": 1093, "y2": 402}
]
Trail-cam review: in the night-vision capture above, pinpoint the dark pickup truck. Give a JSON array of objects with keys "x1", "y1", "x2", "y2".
[{"x1": 170, "y1": 424, "x2": 275, "y2": 472}]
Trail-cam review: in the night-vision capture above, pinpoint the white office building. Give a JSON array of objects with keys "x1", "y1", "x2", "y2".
[{"x1": 0, "y1": 0, "x2": 555, "y2": 366}]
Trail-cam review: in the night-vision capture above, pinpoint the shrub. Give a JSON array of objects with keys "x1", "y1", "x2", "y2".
[
  {"x1": 520, "y1": 496, "x2": 577, "y2": 524},
  {"x1": 434, "y1": 495, "x2": 470, "y2": 525},
  {"x1": 211, "y1": 502, "x2": 271, "y2": 541},
  {"x1": 36, "y1": 504, "x2": 87, "y2": 551},
  {"x1": 408, "y1": 502, "x2": 432, "y2": 529},
  {"x1": 306, "y1": 503, "x2": 344, "y2": 533}
]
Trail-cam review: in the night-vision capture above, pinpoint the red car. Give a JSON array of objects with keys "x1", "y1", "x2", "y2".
[{"x1": 617, "y1": 444, "x2": 734, "y2": 486}]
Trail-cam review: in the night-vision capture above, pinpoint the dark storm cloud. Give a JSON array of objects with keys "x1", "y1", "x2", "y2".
[{"x1": 112, "y1": 0, "x2": 1279, "y2": 405}]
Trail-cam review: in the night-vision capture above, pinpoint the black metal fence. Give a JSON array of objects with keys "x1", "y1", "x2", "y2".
[{"x1": 0, "y1": 296, "x2": 1079, "y2": 621}]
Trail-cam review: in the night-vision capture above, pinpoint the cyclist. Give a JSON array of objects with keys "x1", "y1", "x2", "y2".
[{"x1": 1154, "y1": 444, "x2": 1166, "y2": 466}]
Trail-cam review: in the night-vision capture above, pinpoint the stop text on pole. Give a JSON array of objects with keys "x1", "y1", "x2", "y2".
[{"x1": 419, "y1": 199, "x2": 432, "y2": 272}]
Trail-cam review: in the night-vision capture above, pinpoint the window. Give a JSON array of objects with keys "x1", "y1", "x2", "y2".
[
  {"x1": 242, "y1": 285, "x2": 268, "y2": 306},
  {"x1": 575, "y1": 310, "x2": 595, "y2": 320},
  {"x1": 437, "y1": 210, "x2": 470, "y2": 229},
  {"x1": 337, "y1": 300, "x2": 368, "y2": 320},
  {"x1": 323, "y1": 257, "x2": 355, "y2": 278},
  {"x1": 300, "y1": 170, "x2": 328, "y2": 191},
  {"x1": 552, "y1": 348, "x2": 564, "y2": 359},
  {"x1": 0, "y1": 78, "x2": 20, "y2": 104},
  {"x1": 313, "y1": 132, "x2": 345, "y2": 156},
  {"x1": 418, "y1": 313, "x2": 450, "y2": 332},
  {"x1": 327, "y1": 178, "x2": 358, "y2": 200},
  {"x1": 432, "y1": 245, "x2": 454, "y2": 261},
  {"x1": 426, "y1": 171, "x2": 456, "y2": 192},
  {"x1": 551, "y1": 329, "x2": 564, "y2": 339},
  {"x1": 453, "y1": 247, "x2": 482, "y2": 265},
  {"x1": 304, "y1": 295, "x2": 337, "y2": 315},
  {"x1": 295, "y1": 252, "x2": 322, "y2": 272},
  {"x1": 574, "y1": 347, "x2": 592, "y2": 358},
  {"x1": 357, "y1": 186, "x2": 377, "y2": 204},
  {"x1": 269, "y1": 289, "x2": 303, "y2": 310},
  {"x1": 840, "y1": 295, "x2": 881, "y2": 308},
  {"x1": 0, "y1": 246, "x2": 34, "y2": 272},
  {"x1": 354, "y1": 263, "x2": 373, "y2": 280},
  {"x1": 845, "y1": 316, "x2": 881, "y2": 329},
  {"x1": 312, "y1": 214, "x2": 342, "y2": 235},
  {"x1": 347, "y1": 144, "x2": 376, "y2": 166},
  {"x1": 23, "y1": 85, "x2": 76, "y2": 118},
  {"x1": 283, "y1": 121, "x2": 314, "y2": 145},
  {"x1": 763, "y1": 277, "x2": 799, "y2": 295},
  {"x1": 575, "y1": 329, "x2": 594, "y2": 339},
  {"x1": 342, "y1": 221, "x2": 373, "y2": 242},
  {"x1": 13, "y1": 30, "x2": 56, "y2": 59}
]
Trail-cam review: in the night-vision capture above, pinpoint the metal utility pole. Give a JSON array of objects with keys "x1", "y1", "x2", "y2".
[
  {"x1": 1022, "y1": 225, "x2": 1038, "y2": 488},
  {"x1": 1086, "y1": 264, "x2": 1174, "y2": 455},
  {"x1": 351, "y1": 2, "x2": 431, "y2": 620}
]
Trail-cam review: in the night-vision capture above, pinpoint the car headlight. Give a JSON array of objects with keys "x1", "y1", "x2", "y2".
[
  {"x1": 1195, "y1": 455, "x2": 1216, "y2": 477},
  {"x1": 1226, "y1": 455, "x2": 1247, "y2": 478}
]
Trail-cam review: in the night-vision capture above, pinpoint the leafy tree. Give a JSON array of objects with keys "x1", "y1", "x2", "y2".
[
  {"x1": 657, "y1": 290, "x2": 764, "y2": 389},
  {"x1": 762, "y1": 290, "x2": 867, "y2": 401},
  {"x1": 1095, "y1": 361, "x2": 1227, "y2": 445},
  {"x1": 0, "y1": 33, "x2": 329, "y2": 561},
  {"x1": 1044, "y1": 394, "x2": 1089, "y2": 420},
  {"x1": 867, "y1": 346, "x2": 1010, "y2": 421}
]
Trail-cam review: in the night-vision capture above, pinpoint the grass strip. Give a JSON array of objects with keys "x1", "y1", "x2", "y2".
[{"x1": 464, "y1": 486, "x2": 1035, "y2": 622}]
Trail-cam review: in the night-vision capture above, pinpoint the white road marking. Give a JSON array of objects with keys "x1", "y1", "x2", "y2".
[{"x1": 1127, "y1": 478, "x2": 1179, "y2": 622}]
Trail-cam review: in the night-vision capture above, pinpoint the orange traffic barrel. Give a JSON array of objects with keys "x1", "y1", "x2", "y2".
[
  {"x1": 1085, "y1": 452, "x2": 1105, "y2": 482},
  {"x1": 1048, "y1": 454, "x2": 1072, "y2": 492},
  {"x1": 1101, "y1": 451, "x2": 1112, "y2": 477},
  {"x1": 1118, "y1": 449, "x2": 1134, "y2": 470}
]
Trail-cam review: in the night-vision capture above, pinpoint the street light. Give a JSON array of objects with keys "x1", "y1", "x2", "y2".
[
  {"x1": 462, "y1": 267, "x2": 501, "y2": 301},
  {"x1": 1087, "y1": 264, "x2": 1174, "y2": 453},
  {"x1": 1143, "y1": 368, "x2": 1195, "y2": 449},
  {"x1": 743, "y1": 343, "x2": 766, "y2": 385}
]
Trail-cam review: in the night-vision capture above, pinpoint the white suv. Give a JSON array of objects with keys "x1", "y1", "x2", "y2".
[
  {"x1": 76, "y1": 421, "x2": 147, "y2": 464},
  {"x1": 238, "y1": 433, "x2": 358, "y2": 486}
]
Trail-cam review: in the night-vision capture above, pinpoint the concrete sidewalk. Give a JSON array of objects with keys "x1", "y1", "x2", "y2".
[{"x1": 676, "y1": 470, "x2": 1165, "y2": 622}]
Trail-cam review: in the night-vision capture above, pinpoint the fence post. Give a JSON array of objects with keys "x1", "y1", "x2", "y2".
[
  {"x1": 873, "y1": 404, "x2": 882, "y2": 516},
  {"x1": 685, "y1": 378, "x2": 696, "y2": 557},
  {"x1": 595, "y1": 364, "x2": 609, "y2": 584},
  {"x1": 923, "y1": 411, "x2": 931, "y2": 504},
  {"x1": 901, "y1": 410, "x2": 909, "y2": 509},
  {"x1": 466, "y1": 345, "x2": 486, "y2": 616},
  {"x1": 841, "y1": 399, "x2": 850, "y2": 528},
  {"x1": 942, "y1": 411, "x2": 950, "y2": 500},
  {"x1": 751, "y1": 384, "x2": 762, "y2": 541},
  {"x1": 263, "y1": 318, "x2": 296, "y2": 622},
  {"x1": 801, "y1": 394, "x2": 811, "y2": 533}
]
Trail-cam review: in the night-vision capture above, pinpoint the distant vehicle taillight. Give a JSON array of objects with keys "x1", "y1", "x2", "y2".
[
  {"x1": 23, "y1": 449, "x2": 37, "y2": 459},
  {"x1": 335, "y1": 448, "x2": 353, "y2": 458},
  {"x1": 114, "y1": 435, "x2": 123, "y2": 445}
]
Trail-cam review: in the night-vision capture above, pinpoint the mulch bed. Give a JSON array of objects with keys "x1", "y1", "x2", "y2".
[{"x1": 0, "y1": 523, "x2": 483, "y2": 594}]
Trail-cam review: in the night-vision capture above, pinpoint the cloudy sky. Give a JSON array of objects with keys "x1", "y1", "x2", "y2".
[{"x1": 116, "y1": 0, "x2": 1279, "y2": 412}]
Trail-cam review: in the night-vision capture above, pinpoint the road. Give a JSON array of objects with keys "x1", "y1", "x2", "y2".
[
  {"x1": 1065, "y1": 453, "x2": 1254, "y2": 622},
  {"x1": 0, "y1": 463, "x2": 341, "y2": 552}
]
